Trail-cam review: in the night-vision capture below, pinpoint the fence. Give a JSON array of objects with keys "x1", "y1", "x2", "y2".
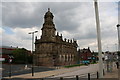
[{"x1": 39, "y1": 69, "x2": 105, "y2": 80}]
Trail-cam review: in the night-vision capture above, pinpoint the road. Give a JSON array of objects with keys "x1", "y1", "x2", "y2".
[
  {"x1": 50, "y1": 64, "x2": 99, "y2": 78},
  {"x1": 2, "y1": 64, "x2": 100, "y2": 80},
  {"x1": 2, "y1": 62, "x2": 119, "y2": 80},
  {"x1": 2, "y1": 64, "x2": 55, "y2": 77}
]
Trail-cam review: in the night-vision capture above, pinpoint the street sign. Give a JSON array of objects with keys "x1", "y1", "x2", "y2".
[
  {"x1": 9, "y1": 59, "x2": 12, "y2": 63},
  {"x1": 0, "y1": 58, "x2": 5, "y2": 61}
]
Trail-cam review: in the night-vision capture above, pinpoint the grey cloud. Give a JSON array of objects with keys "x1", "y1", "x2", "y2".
[
  {"x1": 2, "y1": 2, "x2": 81, "y2": 31},
  {"x1": 75, "y1": 29, "x2": 97, "y2": 40},
  {"x1": 1, "y1": 2, "x2": 118, "y2": 52},
  {"x1": 55, "y1": 12, "x2": 79, "y2": 32},
  {"x1": 2, "y1": 2, "x2": 42, "y2": 28},
  {"x1": 118, "y1": 2, "x2": 120, "y2": 23}
]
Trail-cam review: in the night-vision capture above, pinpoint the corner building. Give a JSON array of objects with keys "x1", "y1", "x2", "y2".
[{"x1": 35, "y1": 9, "x2": 78, "y2": 66}]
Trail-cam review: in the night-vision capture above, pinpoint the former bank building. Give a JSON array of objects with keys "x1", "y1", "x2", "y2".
[{"x1": 34, "y1": 8, "x2": 78, "y2": 66}]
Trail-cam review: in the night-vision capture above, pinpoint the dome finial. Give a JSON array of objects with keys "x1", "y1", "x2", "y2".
[{"x1": 48, "y1": 8, "x2": 50, "y2": 11}]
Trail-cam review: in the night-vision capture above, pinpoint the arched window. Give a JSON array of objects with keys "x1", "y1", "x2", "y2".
[
  {"x1": 72, "y1": 55, "x2": 74, "y2": 61},
  {"x1": 63, "y1": 55, "x2": 65, "y2": 62},
  {"x1": 59, "y1": 55, "x2": 62, "y2": 62},
  {"x1": 67, "y1": 54, "x2": 69, "y2": 62}
]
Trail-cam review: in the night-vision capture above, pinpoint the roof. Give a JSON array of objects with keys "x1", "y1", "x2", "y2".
[
  {"x1": 0, "y1": 46, "x2": 17, "y2": 49},
  {"x1": 0, "y1": 46, "x2": 18, "y2": 54}
]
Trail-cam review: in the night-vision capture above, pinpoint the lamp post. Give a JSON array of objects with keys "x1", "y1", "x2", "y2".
[
  {"x1": 117, "y1": 24, "x2": 120, "y2": 79},
  {"x1": 94, "y1": 0, "x2": 103, "y2": 78},
  {"x1": 117, "y1": 24, "x2": 120, "y2": 51},
  {"x1": 28, "y1": 31, "x2": 38, "y2": 76},
  {"x1": 115, "y1": 43, "x2": 117, "y2": 52},
  {"x1": 9, "y1": 57, "x2": 11, "y2": 77},
  {"x1": 8, "y1": 55, "x2": 13, "y2": 78}
]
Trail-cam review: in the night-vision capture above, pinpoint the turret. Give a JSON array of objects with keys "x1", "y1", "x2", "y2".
[
  {"x1": 64, "y1": 38, "x2": 67, "y2": 42},
  {"x1": 41, "y1": 8, "x2": 56, "y2": 41}
]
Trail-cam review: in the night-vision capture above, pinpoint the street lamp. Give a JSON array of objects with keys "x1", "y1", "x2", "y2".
[
  {"x1": 116, "y1": 24, "x2": 120, "y2": 78},
  {"x1": 8, "y1": 55, "x2": 12, "y2": 78},
  {"x1": 28, "y1": 31, "x2": 38, "y2": 76},
  {"x1": 115, "y1": 43, "x2": 117, "y2": 52},
  {"x1": 94, "y1": 0, "x2": 103, "y2": 78},
  {"x1": 117, "y1": 24, "x2": 120, "y2": 51}
]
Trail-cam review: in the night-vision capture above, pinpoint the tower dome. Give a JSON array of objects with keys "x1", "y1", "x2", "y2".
[{"x1": 44, "y1": 8, "x2": 54, "y2": 18}]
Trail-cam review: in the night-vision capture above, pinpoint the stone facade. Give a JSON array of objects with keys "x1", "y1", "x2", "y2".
[{"x1": 35, "y1": 8, "x2": 78, "y2": 66}]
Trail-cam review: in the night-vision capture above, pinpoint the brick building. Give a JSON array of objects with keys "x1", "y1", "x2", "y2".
[
  {"x1": 35, "y1": 8, "x2": 78, "y2": 66},
  {"x1": 1, "y1": 46, "x2": 32, "y2": 63},
  {"x1": 0, "y1": 46, "x2": 17, "y2": 62},
  {"x1": 78, "y1": 47, "x2": 93, "y2": 63}
]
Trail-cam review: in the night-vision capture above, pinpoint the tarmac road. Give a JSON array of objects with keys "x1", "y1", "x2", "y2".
[{"x1": 2, "y1": 64, "x2": 55, "y2": 77}]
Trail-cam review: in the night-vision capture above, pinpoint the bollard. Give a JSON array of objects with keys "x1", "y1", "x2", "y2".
[
  {"x1": 9, "y1": 63, "x2": 12, "y2": 78},
  {"x1": 97, "y1": 71, "x2": 99, "y2": 79},
  {"x1": 76, "y1": 75, "x2": 79, "y2": 80},
  {"x1": 41, "y1": 78, "x2": 44, "y2": 80},
  {"x1": 103, "y1": 69, "x2": 104, "y2": 75},
  {"x1": 9, "y1": 72, "x2": 11, "y2": 78},
  {"x1": 60, "y1": 77, "x2": 63, "y2": 80},
  {"x1": 88, "y1": 73, "x2": 90, "y2": 80}
]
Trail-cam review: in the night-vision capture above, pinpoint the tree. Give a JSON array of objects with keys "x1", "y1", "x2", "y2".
[
  {"x1": 12, "y1": 48, "x2": 32, "y2": 64},
  {"x1": 118, "y1": 51, "x2": 120, "y2": 56}
]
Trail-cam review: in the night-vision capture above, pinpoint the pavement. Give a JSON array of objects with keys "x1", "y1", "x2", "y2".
[
  {"x1": 2, "y1": 64, "x2": 120, "y2": 80},
  {"x1": 50, "y1": 64, "x2": 99, "y2": 78},
  {"x1": 103, "y1": 67, "x2": 119, "y2": 79}
]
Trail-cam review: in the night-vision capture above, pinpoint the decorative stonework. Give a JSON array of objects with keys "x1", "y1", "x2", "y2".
[{"x1": 35, "y1": 8, "x2": 78, "y2": 66}]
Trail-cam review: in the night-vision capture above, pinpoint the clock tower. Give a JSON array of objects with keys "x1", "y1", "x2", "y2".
[
  {"x1": 41, "y1": 8, "x2": 56, "y2": 42},
  {"x1": 35, "y1": 8, "x2": 78, "y2": 66}
]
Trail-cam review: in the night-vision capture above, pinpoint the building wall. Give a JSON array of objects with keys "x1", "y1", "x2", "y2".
[
  {"x1": 35, "y1": 42, "x2": 77, "y2": 66},
  {"x1": 35, "y1": 9, "x2": 78, "y2": 67}
]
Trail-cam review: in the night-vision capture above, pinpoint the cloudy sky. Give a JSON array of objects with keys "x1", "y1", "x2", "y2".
[{"x1": 1, "y1": 0, "x2": 120, "y2": 52}]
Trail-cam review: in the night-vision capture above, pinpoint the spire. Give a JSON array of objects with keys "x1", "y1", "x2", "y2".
[
  {"x1": 35, "y1": 36, "x2": 37, "y2": 40},
  {"x1": 64, "y1": 38, "x2": 66, "y2": 41},
  {"x1": 44, "y1": 8, "x2": 53, "y2": 19},
  {"x1": 61, "y1": 34, "x2": 62, "y2": 37},
  {"x1": 68, "y1": 39, "x2": 69, "y2": 43},
  {"x1": 88, "y1": 47, "x2": 90, "y2": 50},
  {"x1": 41, "y1": 8, "x2": 56, "y2": 41},
  {"x1": 57, "y1": 32, "x2": 59, "y2": 36},
  {"x1": 70, "y1": 39, "x2": 72, "y2": 43},
  {"x1": 48, "y1": 8, "x2": 50, "y2": 11}
]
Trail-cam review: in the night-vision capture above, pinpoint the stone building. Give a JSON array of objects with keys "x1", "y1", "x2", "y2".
[{"x1": 35, "y1": 8, "x2": 78, "y2": 66}]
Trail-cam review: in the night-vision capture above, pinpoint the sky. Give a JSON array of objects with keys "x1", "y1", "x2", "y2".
[{"x1": 1, "y1": 0, "x2": 120, "y2": 52}]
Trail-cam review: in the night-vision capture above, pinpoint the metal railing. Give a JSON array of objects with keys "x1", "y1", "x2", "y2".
[
  {"x1": 2, "y1": 69, "x2": 105, "y2": 80},
  {"x1": 40, "y1": 70, "x2": 105, "y2": 80}
]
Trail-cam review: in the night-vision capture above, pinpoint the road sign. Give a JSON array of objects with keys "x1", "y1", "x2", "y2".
[
  {"x1": 0, "y1": 58, "x2": 5, "y2": 61},
  {"x1": 9, "y1": 59, "x2": 12, "y2": 63}
]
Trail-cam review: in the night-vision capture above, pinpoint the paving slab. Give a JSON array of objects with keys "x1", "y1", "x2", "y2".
[{"x1": 103, "y1": 67, "x2": 119, "y2": 79}]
